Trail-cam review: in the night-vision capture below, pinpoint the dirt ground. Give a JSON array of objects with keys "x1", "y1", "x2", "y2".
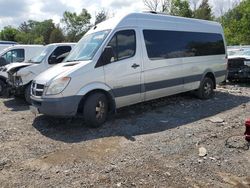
[{"x1": 0, "y1": 83, "x2": 250, "y2": 188}]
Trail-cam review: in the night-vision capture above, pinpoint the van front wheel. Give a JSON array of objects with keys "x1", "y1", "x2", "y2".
[
  {"x1": 25, "y1": 84, "x2": 32, "y2": 104},
  {"x1": 83, "y1": 93, "x2": 108, "y2": 128},
  {"x1": 196, "y1": 77, "x2": 215, "y2": 100},
  {"x1": 0, "y1": 80, "x2": 5, "y2": 96}
]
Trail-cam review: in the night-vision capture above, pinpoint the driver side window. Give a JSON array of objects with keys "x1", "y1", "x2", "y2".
[
  {"x1": 48, "y1": 46, "x2": 72, "y2": 64},
  {"x1": 107, "y1": 30, "x2": 136, "y2": 63}
]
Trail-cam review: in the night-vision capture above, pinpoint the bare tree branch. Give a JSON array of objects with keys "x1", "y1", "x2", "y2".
[
  {"x1": 143, "y1": 0, "x2": 172, "y2": 13},
  {"x1": 143, "y1": 0, "x2": 159, "y2": 12}
]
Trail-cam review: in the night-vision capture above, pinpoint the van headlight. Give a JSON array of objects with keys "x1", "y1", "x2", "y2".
[{"x1": 46, "y1": 77, "x2": 71, "y2": 95}]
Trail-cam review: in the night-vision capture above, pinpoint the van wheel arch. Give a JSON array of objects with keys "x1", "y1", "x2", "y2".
[{"x1": 77, "y1": 89, "x2": 116, "y2": 115}]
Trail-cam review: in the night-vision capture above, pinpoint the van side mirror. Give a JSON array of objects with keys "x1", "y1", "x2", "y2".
[
  {"x1": 0, "y1": 57, "x2": 7, "y2": 67},
  {"x1": 95, "y1": 46, "x2": 115, "y2": 68}
]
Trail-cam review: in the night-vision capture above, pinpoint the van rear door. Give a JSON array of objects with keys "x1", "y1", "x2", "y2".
[{"x1": 104, "y1": 29, "x2": 142, "y2": 108}]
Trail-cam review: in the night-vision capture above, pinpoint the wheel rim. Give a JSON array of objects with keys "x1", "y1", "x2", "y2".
[
  {"x1": 96, "y1": 100, "x2": 105, "y2": 120},
  {"x1": 204, "y1": 82, "x2": 212, "y2": 96}
]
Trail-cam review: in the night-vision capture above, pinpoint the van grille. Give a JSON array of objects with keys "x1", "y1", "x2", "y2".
[{"x1": 31, "y1": 82, "x2": 45, "y2": 97}]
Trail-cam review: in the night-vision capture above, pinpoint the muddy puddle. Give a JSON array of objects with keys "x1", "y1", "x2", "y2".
[{"x1": 23, "y1": 136, "x2": 123, "y2": 170}]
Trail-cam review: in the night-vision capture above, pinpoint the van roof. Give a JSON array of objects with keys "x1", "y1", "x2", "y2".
[{"x1": 88, "y1": 12, "x2": 223, "y2": 35}]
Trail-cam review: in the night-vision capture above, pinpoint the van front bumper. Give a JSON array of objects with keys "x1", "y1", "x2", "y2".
[{"x1": 30, "y1": 96, "x2": 82, "y2": 117}]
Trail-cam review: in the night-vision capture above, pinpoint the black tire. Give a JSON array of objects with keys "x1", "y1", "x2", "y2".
[
  {"x1": 0, "y1": 80, "x2": 5, "y2": 96},
  {"x1": 83, "y1": 93, "x2": 108, "y2": 128},
  {"x1": 196, "y1": 77, "x2": 215, "y2": 100},
  {"x1": 24, "y1": 84, "x2": 32, "y2": 104}
]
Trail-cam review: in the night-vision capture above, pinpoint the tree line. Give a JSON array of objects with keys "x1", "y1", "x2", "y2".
[
  {"x1": 0, "y1": 0, "x2": 249, "y2": 45},
  {"x1": 0, "y1": 9, "x2": 108, "y2": 44}
]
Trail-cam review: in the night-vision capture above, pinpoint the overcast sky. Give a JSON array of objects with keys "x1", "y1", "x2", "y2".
[{"x1": 0, "y1": 0, "x2": 239, "y2": 29}]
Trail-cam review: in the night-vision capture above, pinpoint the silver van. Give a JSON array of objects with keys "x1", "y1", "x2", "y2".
[{"x1": 30, "y1": 12, "x2": 227, "y2": 127}]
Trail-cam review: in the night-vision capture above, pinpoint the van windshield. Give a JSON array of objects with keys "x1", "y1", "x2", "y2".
[
  {"x1": 30, "y1": 45, "x2": 54, "y2": 64},
  {"x1": 65, "y1": 30, "x2": 110, "y2": 62}
]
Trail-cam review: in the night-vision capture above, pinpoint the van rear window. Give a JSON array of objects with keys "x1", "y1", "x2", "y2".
[{"x1": 143, "y1": 30, "x2": 225, "y2": 60}]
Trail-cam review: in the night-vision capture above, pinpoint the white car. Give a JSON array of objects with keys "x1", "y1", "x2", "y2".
[
  {"x1": 0, "y1": 45, "x2": 45, "y2": 95},
  {"x1": 6, "y1": 43, "x2": 76, "y2": 103},
  {"x1": 30, "y1": 12, "x2": 227, "y2": 127},
  {"x1": 227, "y1": 49, "x2": 250, "y2": 81}
]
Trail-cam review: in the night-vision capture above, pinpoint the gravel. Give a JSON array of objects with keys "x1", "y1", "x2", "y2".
[{"x1": 0, "y1": 83, "x2": 250, "y2": 187}]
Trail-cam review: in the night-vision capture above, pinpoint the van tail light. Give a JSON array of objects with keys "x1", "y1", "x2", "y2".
[{"x1": 245, "y1": 119, "x2": 250, "y2": 141}]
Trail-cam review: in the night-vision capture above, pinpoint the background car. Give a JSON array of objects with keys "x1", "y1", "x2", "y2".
[{"x1": 227, "y1": 48, "x2": 250, "y2": 82}]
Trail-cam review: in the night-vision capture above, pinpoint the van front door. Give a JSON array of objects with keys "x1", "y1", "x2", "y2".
[{"x1": 103, "y1": 29, "x2": 142, "y2": 108}]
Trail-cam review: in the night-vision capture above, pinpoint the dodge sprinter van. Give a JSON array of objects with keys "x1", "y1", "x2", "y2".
[
  {"x1": 6, "y1": 43, "x2": 76, "y2": 103},
  {"x1": 0, "y1": 45, "x2": 45, "y2": 95},
  {"x1": 31, "y1": 12, "x2": 227, "y2": 127}
]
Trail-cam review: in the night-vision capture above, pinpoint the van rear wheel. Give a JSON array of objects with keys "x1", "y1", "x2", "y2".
[
  {"x1": 83, "y1": 93, "x2": 108, "y2": 128},
  {"x1": 196, "y1": 77, "x2": 214, "y2": 100}
]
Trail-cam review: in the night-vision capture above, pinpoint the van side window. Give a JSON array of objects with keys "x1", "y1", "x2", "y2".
[
  {"x1": 2, "y1": 49, "x2": 25, "y2": 63},
  {"x1": 108, "y1": 30, "x2": 136, "y2": 62},
  {"x1": 48, "y1": 46, "x2": 72, "y2": 64},
  {"x1": 143, "y1": 30, "x2": 225, "y2": 60}
]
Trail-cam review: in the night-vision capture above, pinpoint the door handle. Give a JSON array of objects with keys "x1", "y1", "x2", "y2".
[{"x1": 131, "y1": 63, "x2": 140, "y2": 69}]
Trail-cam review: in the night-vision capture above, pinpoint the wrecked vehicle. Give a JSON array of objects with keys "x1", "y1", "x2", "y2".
[
  {"x1": 227, "y1": 49, "x2": 250, "y2": 82},
  {"x1": 0, "y1": 45, "x2": 45, "y2": 96},
  {"x1": 6, "y1": 43, "x2": 76, "y2": 103}
]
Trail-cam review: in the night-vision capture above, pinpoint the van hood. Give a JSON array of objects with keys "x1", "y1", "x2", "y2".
[
  {"x1": 6, "y1": 62, "x2": 32, "y2": 73},
  {"x1": 34, "y1": 61, "x2": 90, "y2": 84}
]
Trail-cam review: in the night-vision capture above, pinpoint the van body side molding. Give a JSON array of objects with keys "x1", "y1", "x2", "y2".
[{"x1": 112, "y1": 70, "x2": 226, "y2": 98}]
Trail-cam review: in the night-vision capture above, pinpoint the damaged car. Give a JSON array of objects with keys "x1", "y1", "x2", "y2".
[
  {"x1": 227, "y1": 49, "x2": 250, "y2": 82},
  {"x1": 6, "y1": 43, "x2": 75, "y2": 103}
]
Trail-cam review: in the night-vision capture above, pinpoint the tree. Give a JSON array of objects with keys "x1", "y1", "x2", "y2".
[
  {"x1": 61, "y1": 9, "x2": 91, "y2": 42},
  {"x1": 0, "y1": 26, "x2": 19, "y2": 41},
  {"x1": 221, "y1": 0, "x2": 250, "y2": 45},
  {"x1": 49, "y1": 27, "x2": 65, "y2": 43},
  {"x1": 143, "y1": 0, "x2": 172, "y2": 13},
  {"x1": 95, "y1": 9, "x2": 108, "y2": 25},
  {"x1": 194, "y1": 0, "x2": 213, "y2": 20},
  {"x1": 33, "y1": 19, "x2": 55, "y2": 44},
  {"x1": 170, "y1": 0, "x2": 193, "y2": 17},
  {"x1": 16, "y1": 19, "x2": 56, "y2": 44}
]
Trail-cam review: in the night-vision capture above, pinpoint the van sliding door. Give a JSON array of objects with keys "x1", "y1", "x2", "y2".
[{"x1": 142, "y1": 29, "x2": 184, "y2": 101}]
